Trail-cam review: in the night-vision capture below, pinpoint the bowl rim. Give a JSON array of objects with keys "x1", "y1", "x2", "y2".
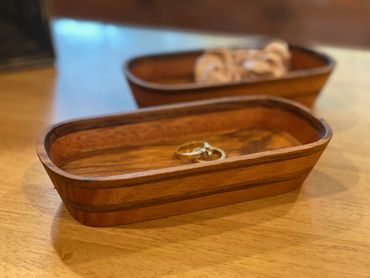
[
  {"x1": 37, "y1": 96, "x2": 332, "y2": 188},
  {"x1": 123, "y1": 44, "x2": 336, "y2": 92}
]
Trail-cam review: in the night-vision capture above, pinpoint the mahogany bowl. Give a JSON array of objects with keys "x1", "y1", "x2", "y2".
[
  {"x1": 124, "y1": 45, "x2": 335, "y2": 108},
  {"x1": 37, "y1": 96, "x2": 332, "y2": 226}
]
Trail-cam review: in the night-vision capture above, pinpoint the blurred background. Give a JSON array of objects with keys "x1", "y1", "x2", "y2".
[
  {"x1": 1, "y1": 0, "x2": 370, "y2": 71},
  {"x1": 1, "y1": 0, "x2": 369, "y2": 118},
  {"x1": 52, "y1": 0, "x2": 370, "y2": 47}
]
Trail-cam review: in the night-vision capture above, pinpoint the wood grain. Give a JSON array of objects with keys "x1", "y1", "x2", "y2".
[
  {"x1": 1, "y1": 18, "x2": 370, "y2": 277},
  {"x1": 61, "y1": 128, "x2": 301, "y2": 176},
  {"x1": 37, "y1": 96, "x2": 331, "y2": 226},
  {"x1": 125, "y1": 45, "x2": 334, "y2": 107}
]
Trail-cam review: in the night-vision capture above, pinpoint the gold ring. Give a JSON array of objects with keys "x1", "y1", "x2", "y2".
[
  {"x1": 194, "y1": 147, "x2": 226, "y2": 162},
  {"x1": 175, "y1": 141, "x2": 212, "y2": 163},
  {"x1": 175, "y1": 141, "x2": 226, "y2": 163}
]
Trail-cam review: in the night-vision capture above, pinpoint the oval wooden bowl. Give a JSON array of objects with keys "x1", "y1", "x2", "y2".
[
  {"x1": 37, "y1": 96, "x2": 332, "y2": 226},
  {"x1": 125, "y1": 45, "x2": 335, "y2": 108}
]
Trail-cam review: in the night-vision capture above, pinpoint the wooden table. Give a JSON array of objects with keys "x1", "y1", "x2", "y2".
[{"x1": 1, "y1": 18, "x2": 369, "y2": 277}]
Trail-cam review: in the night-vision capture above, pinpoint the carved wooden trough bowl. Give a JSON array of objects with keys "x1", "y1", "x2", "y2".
[
  {"x1": 37, "y1": 96, "x2": 332, "y2": 226},
  {"x1": 125, "y1": 45, "x2": 334, "y2": 107}
]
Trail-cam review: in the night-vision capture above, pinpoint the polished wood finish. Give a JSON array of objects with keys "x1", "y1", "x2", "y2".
[
  {"x1": 37, "y1": 96, "x2": 332, "y2": 226},
  {"x1": 1, "y1": 19, "x2": 370, "y2": 276},
  {"x1": 125, "y1": 45, "x2": 334, "y2": 107}
]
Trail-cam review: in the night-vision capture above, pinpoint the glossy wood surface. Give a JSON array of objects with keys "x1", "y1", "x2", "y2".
[
  {"x1": 61, "y1": 128, "x2": 300, "y2": 176},
  {"x1": 38, "y1": 97, "x2": 331, "y2": 226},
  {"x1": 125, "y1": 45, "x2": 334, "y2": 107},
  {"x1": 1, "y1": 18, "x2": 370, "y2": 276}
]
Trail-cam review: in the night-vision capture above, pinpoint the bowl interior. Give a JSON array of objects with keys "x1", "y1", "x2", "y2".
[
  {"x1": 46, "y1": 100, "x2": 327, "y2": 177},
  {"x1": 128, "y1": 46, "x2": 331, "y2": 86}
]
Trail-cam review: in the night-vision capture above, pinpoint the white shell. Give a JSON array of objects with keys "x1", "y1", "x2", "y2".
[
  {"x1": 264, "y1": 41, "x2": 290, "y2": 62},
  {"x1": 194, "y1": 40, "x2": 291, "y2": 83}
]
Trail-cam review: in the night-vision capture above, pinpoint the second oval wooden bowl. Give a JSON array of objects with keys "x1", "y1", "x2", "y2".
[
  {"x1": 125, "y1": 45, "x2": 334, "y2": 108},
  {"x1": 37, "y1": 96, "x2": 332, "y2": 226}
]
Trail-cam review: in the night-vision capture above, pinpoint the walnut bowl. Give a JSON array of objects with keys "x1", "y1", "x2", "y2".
[
  {"x1": 37, "y1": 96, "x2": 332, "y2": 226},
  {"x1": 124, "y1": 45, "x2": 334, "y2": 108}
]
